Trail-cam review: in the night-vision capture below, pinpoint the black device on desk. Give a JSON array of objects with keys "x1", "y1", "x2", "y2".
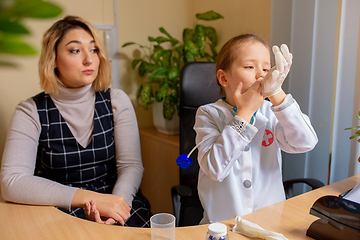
[{"x1": 306, "y1": 195, "x2": 360, "y2": 239}]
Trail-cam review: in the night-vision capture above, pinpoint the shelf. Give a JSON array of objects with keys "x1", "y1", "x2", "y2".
[{"x1": 139, "y1": 127, "x2": 180, "y2": 214}]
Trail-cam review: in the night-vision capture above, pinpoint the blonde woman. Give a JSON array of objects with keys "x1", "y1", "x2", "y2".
[{"x1": 1, "y1": 16, "x2": 151, "y2": 227}]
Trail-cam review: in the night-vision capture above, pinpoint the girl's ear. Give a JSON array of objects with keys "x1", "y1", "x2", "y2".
[{"x1": 217, "y1": 69, "x2": 228, "y2": 87}]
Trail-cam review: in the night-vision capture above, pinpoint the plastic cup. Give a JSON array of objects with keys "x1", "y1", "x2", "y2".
[{"x1": 150, "y1": 213, "x2": 175, "y2": 240}]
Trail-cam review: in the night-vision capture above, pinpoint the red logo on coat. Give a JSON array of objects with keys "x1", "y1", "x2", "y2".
[{"x1": 262, "y1": 129, "x2": 274, "y2": 147}]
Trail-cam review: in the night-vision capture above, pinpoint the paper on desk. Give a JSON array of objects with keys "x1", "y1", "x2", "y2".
[
  {"x1": 233, "y1": 216, "x2": 289, "y2": 240},
  {"x1": 343, "y1": 181, "x2": 360, "y2": 204}
]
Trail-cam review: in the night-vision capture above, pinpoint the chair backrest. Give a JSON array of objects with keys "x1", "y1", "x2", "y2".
[{"x1": 179, "y1": 62, "x2": 224, "y2": 188}]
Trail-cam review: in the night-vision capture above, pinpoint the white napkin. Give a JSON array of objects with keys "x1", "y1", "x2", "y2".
[{"x1": 232, "y1": 216, "x2": 289, "y2": 240}]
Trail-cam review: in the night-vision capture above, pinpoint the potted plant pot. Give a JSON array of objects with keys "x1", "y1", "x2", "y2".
[{"x1": 152, "y1": 101, "x2": 179, "y2": 135}]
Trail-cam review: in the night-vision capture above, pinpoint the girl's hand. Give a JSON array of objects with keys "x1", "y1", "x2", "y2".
[
  {"x1": 234, "y1": 79, "x2": 264, "y2": 123},
  {"x1": 84, "y1": 200, "x2": 118, "y2": 225},
  {"x1": 262, "y1": 44, "x2": 293, "y2": 98}
]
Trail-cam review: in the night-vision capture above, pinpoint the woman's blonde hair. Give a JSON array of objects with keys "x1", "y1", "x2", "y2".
[
  {"x1": 39, "y1": 15, "x2": 111, "y2": 93},
  {"x1": 216, "y1": 34, "x2": 270, "y2": 95}
]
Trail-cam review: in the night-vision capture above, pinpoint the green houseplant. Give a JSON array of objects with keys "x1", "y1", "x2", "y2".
[
  {"x1": 122, "y1": 10, "x2": 223, "y2": 121},
  {"x1": 345, "y1": 110, "x2": 360, "y2": 162},
  {"x1": 0, "y1": 0, "x2": 62, "y2": 67}
]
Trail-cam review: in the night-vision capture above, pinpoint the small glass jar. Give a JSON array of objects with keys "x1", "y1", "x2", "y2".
[{"x1": 205, "y1": 222, "x2": 229, "y2": 240}]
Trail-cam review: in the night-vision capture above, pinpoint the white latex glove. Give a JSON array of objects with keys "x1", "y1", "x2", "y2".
[
  {"x1": 262, "y1": 44, "x2": 293, "y2": 98},
  {"x1": 233, "y1": 216, "x2": 289, "y2": 240}
]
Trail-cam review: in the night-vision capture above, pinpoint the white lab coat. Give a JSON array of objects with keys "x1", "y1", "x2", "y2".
[{"x1": 194, "y1": 94, "x2": 318, "y2": 224}]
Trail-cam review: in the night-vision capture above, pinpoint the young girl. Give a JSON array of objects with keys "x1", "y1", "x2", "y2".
[{"x1": 194, "y1": 34, "x2": 318, "y2": 224}]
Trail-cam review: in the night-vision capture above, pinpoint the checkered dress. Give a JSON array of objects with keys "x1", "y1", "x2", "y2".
[
  {"x1": 34, "y1": 90, "x2": 117, "y2": 193},
  {"x1": 33, "y1": 90, "x2": 151, "y2": 227}
]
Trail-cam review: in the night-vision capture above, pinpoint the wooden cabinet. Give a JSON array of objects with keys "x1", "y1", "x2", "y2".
[{"x1": 139, "y1": 127, "x2": 179, "y2": 214}]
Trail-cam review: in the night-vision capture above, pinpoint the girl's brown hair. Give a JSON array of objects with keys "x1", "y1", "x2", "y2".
[
  {"x1": 216, "y1": 34, "x2": 270, "y2": 94},
  {"x1": 38, "y1": 15, "x2": 111, "y2": 93}
]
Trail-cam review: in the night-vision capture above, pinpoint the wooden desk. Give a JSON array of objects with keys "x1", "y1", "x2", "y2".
[
  {"x1": 139, "y1": 127, "x2": 180, "y2": 214},
  {"x1": 1, "y1": 175, "x2": 359, "y2": 239}
]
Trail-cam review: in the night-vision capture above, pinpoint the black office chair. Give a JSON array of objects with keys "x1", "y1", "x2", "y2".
[
  {"x1": 171, "y1": 62, "x2": 324, "y2": 227},
  {"x1": 171, "y1": 62, "x2": 222, "y2": 227}
]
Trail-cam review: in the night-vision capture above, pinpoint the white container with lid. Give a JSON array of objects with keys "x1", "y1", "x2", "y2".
[{"x1": 206, "y1": 222, "x2": 229, "y2": 240}]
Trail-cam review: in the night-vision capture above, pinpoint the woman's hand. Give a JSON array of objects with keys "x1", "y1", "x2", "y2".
[
  {"x1": 84, "y1": 200, "x2": 118, "y2": 225},
  {"x1": 91, "y1": 194, "x2": 131, "y2": 225},
  {"x1": 235, "y1": 80, "x2": 264, "y2": 123},
  {"x1": 72, "y1": 189, "x2": 131, "y2": 226}
]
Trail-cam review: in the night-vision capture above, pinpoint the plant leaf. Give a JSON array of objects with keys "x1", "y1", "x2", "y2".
[
  {"x1": 168, "y1": 66, "x2": 179, "y2": 81},
  {"x1": 155, "y1": 82, "x2": 168, "y2": 102},
  {"x1": 12, "y1": 0, "x2": 62, "y2": 19},
  {"x1": 0, "y1": 60, "x2": 17, "y2": 67},
  {"x1": 140, "y1": 83, "x2": 153, "y2": 110},
  {"x1": 162, "y1": 50, "x2": 172, "y2": 69},
  {"x1": 185, "y1": 51, "x2": 195, "y2": 62},
  {"x1": 136, "y1": 84, "x2": 143, "y2": 102},
  {"x1": 183, "y1": 28, "x2": 194, "y2": 42},
  {"x1": 159, "y1": 27, "x2": 179, "y2": 46},
  {"x1": 149, "y1": 67, "x2": 168, "y2": 80},
  {"x1": 204, "y1": 53, "x2": 214, "y2": 62},
  {"x1": 175, "y1": 45, "x2": 184, "y2": 58},
  {"x1": 184, "y1": 39, "x2": 198, "y2": 57},
  {"x1": 195, "y1": 25, "x2": 206, "y2": 58},
  {"x1": 151, "y1": 45, "x2": 165, "y2": 65},
  {"x1": 174, "y1": 46, "x2": 184, "y2": 69},
  {"x1": 154, "y1": 36, "x2": 171, "y2": 44},
  {"x1": 151, "y1": 48, "x2": 164, "y2": 63},
  {"x1": 131, "y1": 59, "x2": 142, "y2": 69},
  {"x1": 209, "y1": 44, "x2": 218, "y2": 60},
  {"x1": 205, "y1": 26, "x2": 217, "y2": 46},
  {"x1": 146, "y1": 63, "x2": 157, "y2": 73},
  {"x1": 159, "y1": 27, "x2": 173, "y2": 38},
  {"x1": 350, "y1": 134, "x2": 360, "y2": 139},
  {"x1": 169, "y1": 38, "x2": 179, "y2": 46},
  {"x1": 196, "y1": 10, "x2": 224, "y2": 21},
  {"x1": 148, "y1": 36, "x2": 157, "y2": 42},
  {"x1": 122, "y1": 42, "x2": 136, "y2": 47},
  {"x1": 345, "y1": 126, "x2": 360, "y2": 130},
  {"x1": 139, "y1": 61, "x2": 150, "y2": 76},
  {"x1": 0, "y1": 18, "x2": 29, "y2": 34},
  {"x1": 163, "y1": 95, "x2": 175, "y2": 120},
  {"x1": 153, "y1": 44, "x2": 164, "y2": 52},
  {"x1": 0, "y1": 39, "x2": 37, "y2": 55}
]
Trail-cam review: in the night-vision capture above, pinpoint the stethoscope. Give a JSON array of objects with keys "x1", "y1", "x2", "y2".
[
  {"x1": 176, "y1": 98, "x2": 257, "y2": 169},
  {"x1": 176, "y1": 133, "x2": 221, "y2": 169}
]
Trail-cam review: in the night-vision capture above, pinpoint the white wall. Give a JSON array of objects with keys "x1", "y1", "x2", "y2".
[
  {"x1": 271, "y1": 0, "x2": 360, "y2": 186},
  {"x1": 331, "y1": 0, "x2": 360, "y2": 182}
]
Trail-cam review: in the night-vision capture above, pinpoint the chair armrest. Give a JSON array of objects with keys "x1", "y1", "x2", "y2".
[
  {"x1": 171, "y1": 185, "x2": 193, "y2": 198},
  {"x1": 171, "y1": 185, "x2": 193, "y2": 227},
  {"x1": 284, "y1": 178, "x2": 325, "y2": 189},
  {"x1": 283, "y1": 178, "x2": 325, "y2": 199}
]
